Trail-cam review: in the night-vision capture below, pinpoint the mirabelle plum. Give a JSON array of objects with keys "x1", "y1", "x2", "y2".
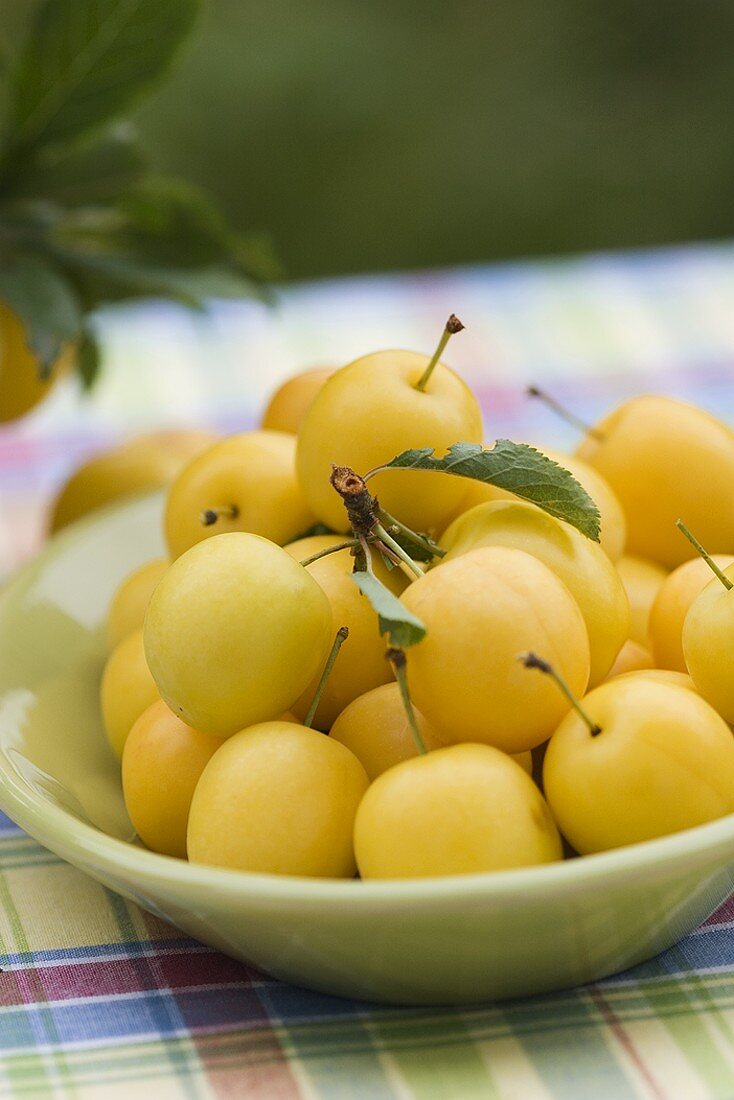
[
  {"x1": 296, "y1": 346, "x2": 483, "y2": 534},
  {"x1": 446, "y1": 447, "x2": 626, "y2": 562},
  {"x1": 650, "y1": 555, "x2": 734, "y2": 672},
  {"x1": 100, "y1": 629, "x2": 159, "y2": 758},
  {"x1": 576, "y1": 395, "x2": 734, "y2": 569},
  {"x1": 328, "y1": 682, "x2": 451, "y2": 779},
  {"x1": 610, "y1": 669, "x2": 696, "y2": 692},
  {"x1": 187, "y1": 722, "x2": 368, "y2": 876},
  {"x1": 0, "y1": 299, "x2": 74, "y2": 423},
  {"x1": 605, "y1": 639, "x2": 654, "y2": 680},
  {"x1": 401, "y1": 546, "x2": 590, "y2": 752},
  {"x1": 165, "y1": 431, "x2": 315, "y2": 560},
  {"x1": 106, "y1": 558, "x2": 168, "y2": 650},
  {"x1": 261, "y1": 367, "x2": 334, "y2": 434},
  {"x1": 282, "y1": 535, "x2": 405, "y2": 729},
  {"x1": 50, "y1": 430, "x2": 216, "y2": 532},
  {"x1": 615, "y1": 555, "x2": 668, "y2": 645},
  {"x1": 543, "y1": 679, "x2": 734, "y2": 853},
  {"x1": 122, "y1": 700, "x2": 225, "y2": 858},
  {"x1": 440, "y1": 500, "x2": 628, "y2": 685},
  {"x1": 144, "y1": 533, "x2": 332, "y2": 737},
  {"x1": 354, "y1": 743, "x2": 562, "y2": 878},
  {"x1": 682, "y1": 563, "x2": 734, "y2": 722}
]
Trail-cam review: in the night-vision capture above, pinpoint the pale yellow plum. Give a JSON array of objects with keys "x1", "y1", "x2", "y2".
[
  {"x1": 165, "y1": 430, "x2": 315, "y2": 560},
  {"x1": 261, "y1": 367, "x2": 334, "y2": 434},
  {"x1": 354, "y1": 743, "x2": 562, "y2": 879},
  {"x1": 402, "y1": 546, "x2": 590, "y2": 753},
  {"x1": 682, "y1": 564, "x2": 734, "y2": 722},
  {"x1": 283, "y1": 535, "x2": 405, "y2": 729},
  {"x1": 439, "y1": 500, "x2": 628, "y2": 686},
  {"x1": 605, "y1": 640, "x2": 654, "y2": 680},
  {"x1": 650, "y1": 555, "x2": 734, "y2": 672},
  {"x1": 328, "y1": 682, "x2": 451, "y2": 780},
  {"x1": 615, "y1": 555, "x2": 668, "y2": 646},
  {"x1": 576, "y1": 395, "x2": 734, "y2": 569},
  {"x1": 50, "y1": 429, "x2": 216, "y2": 532},
  {"x1": 100, "y1": 629, "x2": 159, "y2": 758},
  {"x1": 0, "y1": 299, "x2": 74, "y2": 423},
  {"x1": 296, "y1": 349, "x2": 483, "y2": 534},
  {"x1": 446, "y1": 447, "x2": 626, "y2": 561},
  {"x1": 144, "y1": 533, "x2": 332, "y2": 737},
  {"x1": 544, "y1": 679, "x2": 734, "y2": 854},
  {"x1": 610, "y1": 669, "x2": 696, "y2": 692},
  {"x1": 187, "y1": 722, "x2": 368, "y2": 877},
  {"x1": 122, "y1": 700, "x2": 225, "y2": 859},
  {"x1": 106, "y1": 558, "x2": 168, "y2": 650}
]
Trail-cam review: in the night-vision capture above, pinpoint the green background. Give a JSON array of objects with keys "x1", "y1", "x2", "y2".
[{"x1": 6, "y1": 0, "x2": 734, "y2": 279}]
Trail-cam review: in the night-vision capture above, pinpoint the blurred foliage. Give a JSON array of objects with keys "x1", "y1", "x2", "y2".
[{"x1": 6, "y1": 0, "x2": 734, "y2": 281}]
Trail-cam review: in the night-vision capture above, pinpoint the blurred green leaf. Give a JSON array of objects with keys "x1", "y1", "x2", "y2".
[
  {"x1": 77, "y1": 328, "x2": 101, "y2": 390},
  {"x1": 54, "y1": 247, "x2": 258, "y2": 308},
  {"x1": 8, "y1": 129, "x2": 146, "y2": 206},
  {"x1": 0, "y1": 253, "x2": 82, "y2": 372},
  {"x1": 6, "y1": 0, "x2": 200, "y2": 157}
]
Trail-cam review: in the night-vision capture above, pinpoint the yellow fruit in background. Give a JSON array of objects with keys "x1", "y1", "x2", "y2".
[
  {"x1": 615, "y1": 554, "x2": 668, "y2": 645},
  {"x1": 402, "y1": 546, "x2": 590, "y2": 752},
  {"x1": 187, "y1": 722, "x2": 369, "y2": 877},
  {"x1": 0, "y1": 300, "x2": 74, "y2": 423},
  {"x1": 682, "y1": 564, "x2": 734, "y2": 723},
  {"x1": 544, "y1": 679, "x2": 734, "y2": 854},
  {"x1": 446, "y1": 447, "x2": 626, "y2": 561},
  {"x1": 106, "y1": 558, "x2": 168, "y2": 651},
  {"x1": 100, "y1": 628, "x2": 159, "y2": 758},
  {"x1": 296, "y1": 349, "x2": 483, "y2": 533},
  {"x1": 354, "y1": 743, "x2": 562, "y2": 879},
  {"x1": 577, "y1": 395, "x2": 734, "y2": 569},
  {"x1": 650, "y1": 554, "x2": 734, "y2": 672},
  {"x1": 122, "y1": 700, "x2": 225, "y2": 859},
  {"x1": 329, "y1": 682, "x2": 451, "y2": 779},
  {"x1": 440, "y1": 500, "x2": 628, "y2": 685},
  {"x1": 283, "y1": 535, "x2": 405, "y2": 729},
  {"x1": 144, "y1": 533, "x2": 332, "y2": 737},
  {"x1": 261, "y1": 366, "x2": 334, "y2": 434},
  {"x1": 165, "y1": 430, "x2": 315, "y2": 560},
  {"x1": 610, "y1": 669, "x2": 696, "y2": 692},
  {"x1": 50, "y1": 429, "x2": 216, "y2": 532},
  {"x1": 605, "y1": 639, "x2": 654, "y2": 680}
]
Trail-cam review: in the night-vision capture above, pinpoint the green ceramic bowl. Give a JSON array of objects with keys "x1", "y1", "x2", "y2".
[{"x1": 1, "y1": 493, "x2": 734, "y2": 1006}]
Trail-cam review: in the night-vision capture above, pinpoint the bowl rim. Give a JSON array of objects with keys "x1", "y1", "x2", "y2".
[{"x1": 2, "y1": 492, "x2": 734, "y2": 907}]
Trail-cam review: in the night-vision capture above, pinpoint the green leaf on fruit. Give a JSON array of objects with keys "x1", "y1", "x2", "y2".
[
  {"x1": 0, "y1": 254, "x2": 82, "y2": 372},
  {"x1": 351, "y1": 571, "x2": 426, "y2": 648},
  {"x1": 380, "y1": 441, "x2": 602, "y2": 541},
  {"x1": 9, "y1": 130, "x2": 146, "y2": 207},
  {"x1": 7, "y1": 0, "x2": 200, "y2": 156}
]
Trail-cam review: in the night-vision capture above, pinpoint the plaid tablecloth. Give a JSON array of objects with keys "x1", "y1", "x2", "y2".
[{"x1": 3, "y1": 243, "x2": 734, "y2": 1098}]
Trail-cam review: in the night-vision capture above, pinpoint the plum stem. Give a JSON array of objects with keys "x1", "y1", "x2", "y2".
[
  {"x1": 200, "y1": 504, "x2": 239, "y2": 527},
  {"x1": 373, "y1": 522, "x2": 424, "y2": 579},
  {"x1": 519, "y1": 651, "x2": 601, "y2": 737},
  {"x1": 304, "y1": 626, "x2": 349, "y2": 729},
  {"x1": 299, "y1": 539, "x2": 359, "y2": 568},
  {"x1": 526, "y1": 386, "x2": 604, "y2": 441},
  {"x1": 676, "y1": 520, "x2": 733, "y2": 590},
  {"x1": 415, "y1": 314, "x2": 464, "y2": 392},
  {"x1": 387, "y1": 647, "x2": 426, "y2": 754}
]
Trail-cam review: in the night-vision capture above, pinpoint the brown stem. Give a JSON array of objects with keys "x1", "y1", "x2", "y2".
[
  {"x1": 330, "y1": 465, "x2": 378, "y2": 536},
  {"x1": 201, "y1": 504, "x2": 239, "y2": 527}
]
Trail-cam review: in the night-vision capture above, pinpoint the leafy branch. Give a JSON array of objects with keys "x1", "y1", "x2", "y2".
[
  {"x1": 318, "y1": 438, "x2": 602, "y2": 648},
  {"x1": 0, "y1": 0, "x2": 273, "y2": 389}
]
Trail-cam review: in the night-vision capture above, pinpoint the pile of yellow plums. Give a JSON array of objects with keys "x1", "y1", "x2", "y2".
[{"x1": 94, "y1": 318, "x2": 734, "y2": 881}]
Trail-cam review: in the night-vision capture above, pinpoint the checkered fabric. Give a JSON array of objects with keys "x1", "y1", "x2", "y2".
[{"x1": 3, "y1": 244, "x2": 734, "y2": 1098}]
